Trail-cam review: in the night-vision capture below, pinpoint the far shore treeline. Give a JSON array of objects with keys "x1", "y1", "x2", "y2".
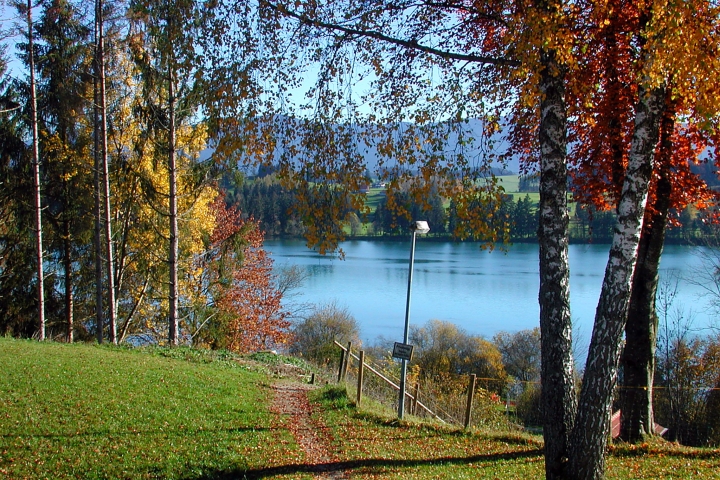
[{"x1": 226, "y1": 172, "x2": 715, "y2": 245}]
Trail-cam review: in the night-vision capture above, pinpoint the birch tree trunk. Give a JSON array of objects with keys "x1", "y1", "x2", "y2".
[
  {"x1": 97, "y1": 0, "x2": 117, "y2": 344},
  {"x1": 63, "y1": 219, "x2": 73, "y2": 342},
  {"x1": 568, "y1": 85, "x2": 665, "y2": 479},
  {"x1": 27, "y1": 0, "x2": 45, "y2": 341},
  {"x1": 168, "y1": 67, "x2": 179, "y2": 346},
  {"x1": 537, "y1": 47, "x2": 576, "y2": 480},
  {"x1": 619, "y1": 189, "x2": 667, "y2": 440},
  {"x1": 619, "y1": 96, "x2": 675, "y2": 442},
  {"x1": 93, "y1": 38, "x2": 104, "y2": 343}
]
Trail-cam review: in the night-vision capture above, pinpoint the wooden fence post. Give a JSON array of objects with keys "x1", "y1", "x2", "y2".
[
  {"x1": 412, "y1": 382, "x2": 420, "y2": 415},
  {"x1": 332, "y1": 339, "x2": 444, "y2": 423},
  {"x1": 464, "y1": 374, "x2": 477, "y2": 429},
  {"x1": 341, "y1": 341, "x2": 352, "y2": 381},
  {"x1": 356, "y1": 350, "x2": 365, "y2": 406},
  {"x1": 337, "y1": 348, "x2": 345, "y2": 383}
]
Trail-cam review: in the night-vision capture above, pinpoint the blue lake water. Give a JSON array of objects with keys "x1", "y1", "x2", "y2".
[{"x1": 266, "y1": 239, "x2": 716, "y2": 351}]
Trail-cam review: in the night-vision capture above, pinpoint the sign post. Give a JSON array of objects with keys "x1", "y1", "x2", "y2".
[{"x1": 392, "y1": 342, "x2": 414, "y2": 361}]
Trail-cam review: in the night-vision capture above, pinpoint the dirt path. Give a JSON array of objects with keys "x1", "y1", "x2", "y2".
[{"x1": 270, "y1": 382, "x2": 349, "y2": 479}]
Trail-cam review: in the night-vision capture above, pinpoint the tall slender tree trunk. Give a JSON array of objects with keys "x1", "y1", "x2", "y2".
[
  {"x1": 568, "y1": 85, "x2": 665, "y2": 480},
  {"x1": 28, "y1": 0, "x2": 45, "y2": 341},
  {"x1": 619, "y1": 191, "x2": 667, "y2": 440},
  {"x1": 93, "y1": 43, "x2": 104, "y2": 344},
  {"x1": 168, "y1": 68, "x2": 179, "y2": 346},
  {"x1": 619, "y1": 96, "x2": 676, "y2": 442},
  {"x1": 97, "y1": 0, "x2": 117, "y2": 344},
  {"x1": 537, "y1": 46, "x2": 576, "y2": 479},
  {"x1": 63, "y1": 219, "x2": 73, "y2": 342}
]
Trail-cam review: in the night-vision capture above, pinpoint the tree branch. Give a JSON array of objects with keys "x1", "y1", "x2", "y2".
[{"x1": 261, "y1": 1, "x2": 519, "y2": 67}]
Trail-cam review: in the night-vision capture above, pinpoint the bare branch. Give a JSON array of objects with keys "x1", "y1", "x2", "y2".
[{"x1": 261, "y1": 1, "x2": 519, "y2": 67}]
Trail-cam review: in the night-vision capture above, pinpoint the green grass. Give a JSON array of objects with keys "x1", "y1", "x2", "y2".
[
  {"x1": 0, "y1": 338, "x2": 302, "y2": 479},
  {"x1": 4, "y1": 339, "x2": 719, "y2": 479},
  {"x1": 363, "y1": 188, "x2": 387, "y2": 213},
  {"x1": 496, "y1": 174, "x2": 521, "y2": 194},
  {"x1": 309, "y1": 386, "x2": 720, "y2": 479},
  {"x1": 358, "y1": 178, "x2": 545, "y2": 220},
  {"x1": 309, "y1": 386, "x2": 545, "y2": 479}
]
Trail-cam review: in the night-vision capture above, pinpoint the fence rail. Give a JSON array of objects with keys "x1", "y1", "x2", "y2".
[
  {"x1": 332, "y1": 340, "x2": 720, "y2": 446},
  {"x1": 335, "y1": 340, "x2": 464, "y2": 426}
]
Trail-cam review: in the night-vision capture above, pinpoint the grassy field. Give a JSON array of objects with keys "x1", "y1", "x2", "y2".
[
  {"x1": 358, "y1": 176, "x2": 581, "y2": 227},
  {"x1": 0, "y1": 338, "x2": 302, "y2": 479},
  {"x1": 361, "y1": 176, "x2": 543, "y2": 215},
  {"x1": 2, "y1": 338, "x2": 719, "y2": 479},
  {"x1": 364, "y1": 188, "x2": 387, "y2": 213}
]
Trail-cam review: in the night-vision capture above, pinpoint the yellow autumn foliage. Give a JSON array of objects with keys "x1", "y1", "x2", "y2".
[{"x1": 103, "y1": 52, "x2": 217, "y2": 341}]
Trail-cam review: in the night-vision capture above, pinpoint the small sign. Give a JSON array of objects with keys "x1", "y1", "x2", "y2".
[{"x1": 392, "y1": 342, "x2": 414, "y2": 361}]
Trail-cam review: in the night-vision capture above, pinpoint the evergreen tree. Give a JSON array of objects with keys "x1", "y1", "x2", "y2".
[
  {"x1": 513, "y1": 194, "x2": 536, "y2": 239},
  {"x1": 0, "y1": 47, "x2": 37, "y2": 336},
  {"x1": 35, "y1": 0, "x2": 94, "y2": 341}
]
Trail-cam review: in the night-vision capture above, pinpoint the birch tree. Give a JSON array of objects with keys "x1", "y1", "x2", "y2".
[
  {"x1": 565, "y1": 0, "x2": 719, "y2": 442},
  {"x1": 34, "y1": 0, "x2": 94, "y2": 343},
  {"x1": 93, "y1": 0, "x2": 118, "y2": 343},
  {"x1": 23, "y1": 0, "x2": 45, "y2": 340}
]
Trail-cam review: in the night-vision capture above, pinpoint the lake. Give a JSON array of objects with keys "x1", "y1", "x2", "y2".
[{"x1": 265, "y1": 239, "x2": 716, "y2": 351}]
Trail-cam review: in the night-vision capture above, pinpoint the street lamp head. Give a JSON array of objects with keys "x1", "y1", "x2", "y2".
[{"x1": 411, "y1": 220, "x2": 430, "y2": 234}]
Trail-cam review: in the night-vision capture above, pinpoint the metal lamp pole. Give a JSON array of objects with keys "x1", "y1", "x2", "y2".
[{"x1": 398, "y1": 220, "x2": 430, "y2": 419}]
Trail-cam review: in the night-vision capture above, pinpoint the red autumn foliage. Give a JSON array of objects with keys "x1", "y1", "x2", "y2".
[
  {"x1": 202, "y1": 197, "x2": 291, "y2": 353},
  {"x1": 465, "y1": 0, "x2": 719, "y2": 217},
  {"x1": 565, "y1": 0, "x2": 718, "y2": 219}
]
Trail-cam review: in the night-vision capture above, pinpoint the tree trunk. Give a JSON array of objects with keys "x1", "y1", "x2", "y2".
[
  {"x1": 568, "y1": 85, "x2": 665, "y2": 479},
  {"x1": 537, "y1": 47, "x2": 576, "y2": 480},
  {"x1": 93, "y1": 29, "x2": 104, "y2": 343},
  {"x1": 64, "y1": 219, "x2": 73, "y2": 342},
  {"x1": 97, "y1": 0, "x2": 117, "y2": 344},
  {"x1": 619, "y1": 95, "x2": 675, "y2": 442},
  {"x1": 28, "y1": 0, "x2": 45, "y2": 341},
  {"x1": 618, "y1": 193, "x2": 667, "y2": 441},
  {"x1": 168, "y1": 67, "x2": 179, "y2": 346}
]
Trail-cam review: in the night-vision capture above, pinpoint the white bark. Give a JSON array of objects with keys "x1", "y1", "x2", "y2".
[
  {"x1": 93, "y1": 2, "x2": 104, "y2": 344},
  {"x1": 97, "y1": 0, "x2": 117, "y2": 344},
  {"x1": 28, "y1": 0, "x2": 45, "y2": 341},
  {"x1": 569, "y1": 86, "x2": 666, "y2": 480},
  {"x1": 537, "y1": 48, "x2": 576, "y2": 480},
  {"x1": 168, "y1": 66, "x2": 179, "y2": 346}
]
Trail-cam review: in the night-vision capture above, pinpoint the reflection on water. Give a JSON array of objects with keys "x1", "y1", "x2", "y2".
[{"x1": 266, "y1": 239, "x2": 713, "y2": 349}]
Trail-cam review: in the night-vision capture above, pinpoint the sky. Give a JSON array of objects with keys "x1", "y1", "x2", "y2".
[{"x1": 1, "y1": 1, "x2": 31, "y2": 80}]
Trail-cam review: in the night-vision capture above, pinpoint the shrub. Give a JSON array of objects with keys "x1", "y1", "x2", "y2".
[
  {"x1": 290, "y1": 301, "x2": 361, "y2": 366},
  {"x1": 410, "y1": 319, "x2": 508, "y2": 394},
  {"x1": 515, "y1": 383, "x2": 543, "y2": 428},
  {"x1": 655, "y1": 333, "x2": 720, "y2": 446}
]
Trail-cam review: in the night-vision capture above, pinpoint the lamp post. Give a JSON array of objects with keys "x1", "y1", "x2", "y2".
[{"x1": 398, "y1": 220, "x2": 430, "y2": 419}]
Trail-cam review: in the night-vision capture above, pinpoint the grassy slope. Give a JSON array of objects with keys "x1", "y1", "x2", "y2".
[
  {"x1": 0, "y1": 338, "x2": 302, "y2": 480},
  {"x1": 3, "y1": 338, "x2": 719, "y2": 479},
  {"x1": 309, "y1": 387, "x2": 720, "y2": 479},
  {"x1": 360, "y1": 176, "x2": 547, "y2": 221}
]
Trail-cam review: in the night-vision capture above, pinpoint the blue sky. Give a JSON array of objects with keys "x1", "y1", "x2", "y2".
[{"x1": 1, "y1": 1, "x2": 31, "y2": 80}]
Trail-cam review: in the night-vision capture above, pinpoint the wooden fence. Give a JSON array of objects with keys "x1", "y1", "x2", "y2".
[{"x1": 334, "y1": 340, "x2": 483, "y2": 427}]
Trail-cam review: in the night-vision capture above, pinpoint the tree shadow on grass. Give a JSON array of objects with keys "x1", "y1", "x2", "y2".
[
  {"x1": 609, "y1": 445, "x2": 720, "y2": 460},
  {"x1": 185, "y1": 449, "x2": 542, "y2": 479},
  {"x1": 0, "y1": 425, "x2": 271, "y2": 440}
]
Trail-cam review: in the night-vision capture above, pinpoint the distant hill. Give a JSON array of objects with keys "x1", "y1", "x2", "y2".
[
  {"x1": 201, "y1": 116, "x2": 522, "y2": 177},
  {"x1": 202, "y1": 117, "x2": 718, "y2": 188}
]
